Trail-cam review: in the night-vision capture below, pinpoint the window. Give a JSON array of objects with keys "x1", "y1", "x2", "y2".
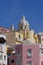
[
  {"x1": 19, "y1": 34, "x2": 21, "y2": 39},
  {"x1": 42, "y1": 38, "x2": 43, "y2": 41},
  {"x1": 16, "y1": 59, "x2": 21, "y2": 65},
  {"x1": 40, "y1": 47, "x2": 43, "y2": 54},
  {"x1": 7, "y1": 52, "x2": 10, "y2": 56},
  {"x1": 42, "y1": 51, "x2": 43, "y2": 53},
  {"x1": 0, "y1": 44, "x2": 3, "y2": 51},
  {"x1": 0, "y1": 54, "x2": 2, "y2": 60},
  {"x1": 27, "y1": 61, "x2": 32, "y2": 65},
  {"x1": 4, "y1": 56, "x2": 6, "y2": 60},
  {"x1": 10, "y1": 59, "x2": 15, "y2": 63},
  {"x1": 25, "y1": 26, "x2": 26, "y2": 28},
  {"x1": 21, "y1": 26, "x2": 23, "y2": 29},
  {"x1": 40, "y1": 48, "x2": 43, "y2": 54},
  {"x1": 17, "y1": 49, "x2": 21, "y2": 56},
  {"x1": 27, "y1": 49, "x2": 32, "y2": 57}
]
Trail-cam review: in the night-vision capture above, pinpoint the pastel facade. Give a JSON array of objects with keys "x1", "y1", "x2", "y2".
[
  {"x1": 15, "y1": 31, "x2": 23, "y2": 44},
  {"x1": 39, "y1": 43, "x2": 43, "y2": 65},
  {"x1": 7, "y1": 54, "x2": 16, "y2": 65},
  {"x1": 38, "y1": 32, "x2": 43, "y2": 65},
  {"x1": 40, "y1": 53, "x2": 43, "y2": 65},
  {"x1": 38, "y1": 33, "x2": 43, "y2": 44},
  {"x1": 17, "y1": 16, "x2": 36, "y2": 43},
  {"x1": 4, "y1": 16, "x2": 38, "y2": 47},
  {"x1": 7, "y1": 43, "x2": 39, "y2": 65},
  {"x1": 15, "y1": 43, "x2": 39, "y2": 65},
  {"x1": 0, "y1": 34, "x2": 7, "y2": 65}
]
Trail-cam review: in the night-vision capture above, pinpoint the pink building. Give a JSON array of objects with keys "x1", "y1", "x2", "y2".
[
  {"x1": 15, "y1": 44, "x2": 39, "y2": 65},
  {"x1": 8, "y1": 43, "x2": 39, "y2": 65},
  {"x1": 7, "y1": 54, "x2": 16, "y2": 65},
  {"x1": 40, "y1": 54, "x2": 43, "y2": 65}
]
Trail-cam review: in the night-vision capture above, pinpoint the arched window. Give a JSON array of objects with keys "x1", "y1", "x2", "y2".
[
  {"x1": 10, "y1": 59, "x2": 15, "y2": 63},
  {"x1": 19, "y1": 34, "x2": 21, "y2": 39},
  {"x1": 25, "y1": 26, "x2": 26, "y2": 29}
]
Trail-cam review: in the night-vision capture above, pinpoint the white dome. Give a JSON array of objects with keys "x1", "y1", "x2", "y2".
[{"x1": 20, "y1": 16, "x2": 29, "y2": 26}]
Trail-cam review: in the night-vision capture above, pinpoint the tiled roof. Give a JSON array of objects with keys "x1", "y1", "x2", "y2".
[{"x1": 0, "y1": 27, "x2": 10, "y2": 32}]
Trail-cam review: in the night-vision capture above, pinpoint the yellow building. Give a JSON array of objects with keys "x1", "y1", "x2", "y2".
[
  {"x1": 18, "y1": 16, "x2": 36, "y2": 43},
  {"x1": 8, "y1": 16, "x2": 40, "y2": 46},
  {"x1": 6, "y1": 15, "x2": 39, "y2": 47},
  {"x1": 0, "y1": 16, "x2": 39, "y2": 48}
]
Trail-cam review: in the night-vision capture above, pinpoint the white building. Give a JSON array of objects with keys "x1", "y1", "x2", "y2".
[
  {"x1": 0, "y1": 34, "x2": 7, "y2": 65},
  {"x1": 38, "y1": 32, "x2": 43, "y2": 44},
  {"x1": 38, "y1": 33, "x2": 43, "y2": 65}
]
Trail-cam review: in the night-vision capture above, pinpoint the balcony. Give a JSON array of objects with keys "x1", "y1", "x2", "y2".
[{"x1": 27, "y1": 54, "x2": 32, "y2": 58}]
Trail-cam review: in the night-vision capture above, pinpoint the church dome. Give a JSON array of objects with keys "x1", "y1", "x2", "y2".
[{"x1": 20, "y1": 15, "x2": 29, "y2": 26}]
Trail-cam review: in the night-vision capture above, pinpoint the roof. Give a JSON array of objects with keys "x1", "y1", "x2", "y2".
[{"x1": 0, "y1": 27, "x2": 10, "y2": 32}]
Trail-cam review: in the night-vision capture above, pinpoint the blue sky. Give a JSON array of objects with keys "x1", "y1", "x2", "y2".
[{"x1": 0, "y1": 0, "x2": 43, "y2": 33}]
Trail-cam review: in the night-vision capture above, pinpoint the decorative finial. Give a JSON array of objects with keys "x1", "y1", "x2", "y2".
[{"x1": 10, "y1": 24, "x2": 14, "y2": 31}]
